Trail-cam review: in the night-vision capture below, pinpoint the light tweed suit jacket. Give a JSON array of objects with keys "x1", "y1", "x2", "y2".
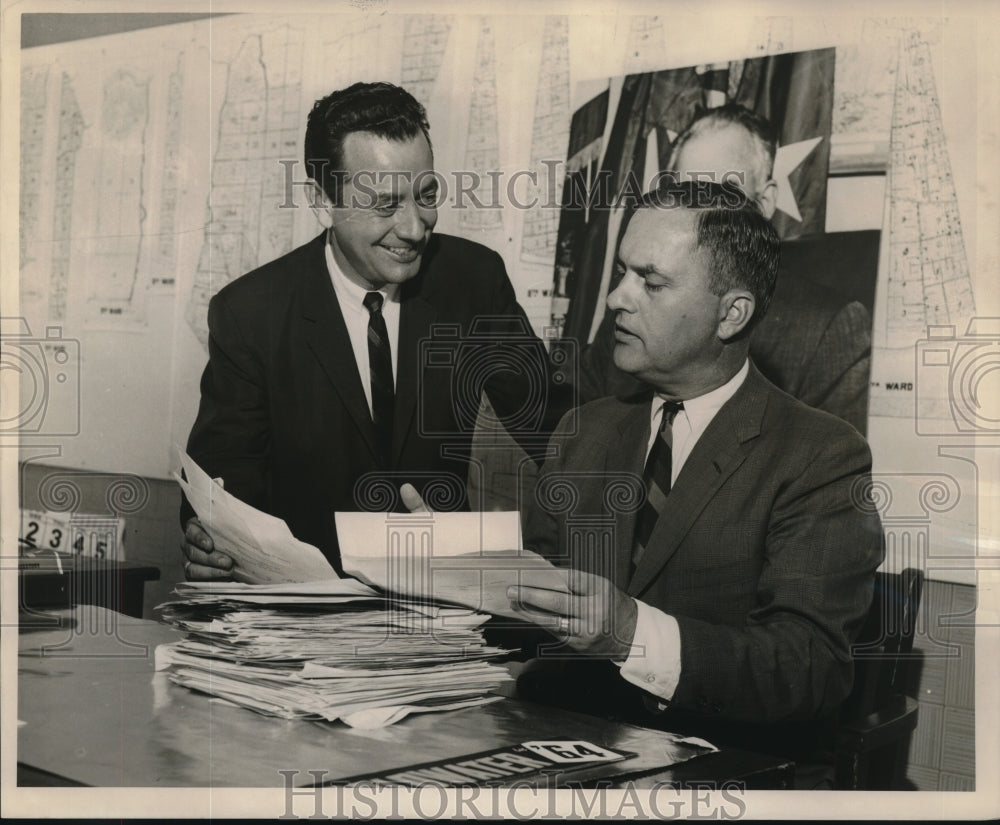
[{"x1": 522, "y1": 362, "x2": 884, "y2": 738}]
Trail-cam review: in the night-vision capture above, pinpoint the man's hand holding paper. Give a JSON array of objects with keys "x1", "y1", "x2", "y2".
[
  {"x1": 507, "y1": 570, "x2": 639, "y2": 659},
  {"x1": 181, "y1": 517, "x2": 234, "y2": 580},
  {"x1": 176, "y1": 449, "x2": 337, "y2": 584}
]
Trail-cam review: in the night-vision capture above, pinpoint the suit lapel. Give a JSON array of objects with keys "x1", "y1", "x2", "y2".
[
  {"x1": 607, "y1": 401, "x2": 652, "y2": 589},
  {"x1": 626, "y1": 367, "x2": 770, "y2": 597},
  {"x1": 392, "y1": 292, "x2": 436, "y2": 462},
  {"x1": 299, "y1": 236, "x2": 382, "y2": 463}
]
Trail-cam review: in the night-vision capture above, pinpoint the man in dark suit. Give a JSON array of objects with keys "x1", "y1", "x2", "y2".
[
  {"x1": 511, "y1": 181, "x2": 884, "y2": 787},
  {"x1": 181, "y1": 82, "x2": 566, "y2": 578},
  {"x1": 578, "y1": 104, "x2": 872, "y2": 434}
]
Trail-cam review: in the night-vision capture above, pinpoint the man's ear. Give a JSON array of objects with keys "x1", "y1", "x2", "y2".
[
  {"x1": 309, "y1": 180, "x2": 335, "y2": 229},
  {"x1": 755, "y1": 178, "x2": 778, "y2": 221},
  {"x1": 717, "y1": 290, "x2": 756, "y2": 341}
]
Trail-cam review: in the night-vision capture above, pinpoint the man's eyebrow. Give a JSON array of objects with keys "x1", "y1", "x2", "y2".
[
  {"x1": 631, "y1": 263, "x2": 663, "y2": 278},
  {"x1": 639, "y1": 266, "x2": 673, "y2": 284},
  {"x1": 614, "y1": 257, "x2": 668, "y2": 279}
]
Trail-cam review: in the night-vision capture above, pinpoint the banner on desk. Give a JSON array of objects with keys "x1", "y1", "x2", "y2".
[{"x1": 328, "y1": 740, "x2": 635, "y2": 787}]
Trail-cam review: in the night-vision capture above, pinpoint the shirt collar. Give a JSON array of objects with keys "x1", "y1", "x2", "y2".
[
  {"x1": 324, "y1": 230, "x2": 400, "y2": 308},
  {"x1": 652, "y1": 359, "x2": 749, "y2": 430}
]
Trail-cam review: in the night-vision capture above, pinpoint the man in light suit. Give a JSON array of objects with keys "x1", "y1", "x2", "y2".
[
  {"x1": 578, "y1": 104, "x2": 873, "y2": 434},
  {"x1": 181, "y1": 82, "x2": 567, "y2": 578},
  {"x1": 511, "y1": 180, "x2": 884, "y2": 787}
]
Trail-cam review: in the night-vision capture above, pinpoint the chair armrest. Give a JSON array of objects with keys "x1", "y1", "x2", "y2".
[{"x1": 835, "y1": 694, "x2": 918, "y2": 754}]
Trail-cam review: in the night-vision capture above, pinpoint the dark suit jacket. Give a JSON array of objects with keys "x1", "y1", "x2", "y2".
[
  {"x1": 519, "y1": 363, "x2": 884, "y2": 761},
  {"x1": 184, "y1": 231, "x2": 565, "y2": 572},
  {"x1": 578, "y1": 268, "x2": 872, "y2": 434}
]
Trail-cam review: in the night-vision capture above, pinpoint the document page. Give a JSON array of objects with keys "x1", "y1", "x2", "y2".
[
  {"x1": 176, "y1": 449, "x2": 338, "y2": 583},
  {"x1": 336, "y1": 511, "x2": 570, "y2": 619}
]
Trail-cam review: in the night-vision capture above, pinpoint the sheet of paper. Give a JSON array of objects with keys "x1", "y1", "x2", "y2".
[
  {"x1": 172, "y1": 579, "x2": 376, "y2": 596},
  {"x1": 340, "y1": 696, "x2": 502, "y2": 729},
  {"x1": 176, "y1": 448, "x2": 338, "y2": 584},
  {"x1": 166, "y1": 578, "x2": 379, "y2": 602},
  {"x1": 336, "y1": 510, "x2": 524, "y2": 556},
  {"x1": 336, "y1": 511, "x2": 570, "y2": 619}
]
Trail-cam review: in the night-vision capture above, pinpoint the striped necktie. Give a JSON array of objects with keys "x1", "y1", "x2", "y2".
[
  {"x1": 363, "y1": 291, "x2": 394, "y2": 466},
  {"x1": 631, "y1": 400, "x2": 683, "y2": 568}
]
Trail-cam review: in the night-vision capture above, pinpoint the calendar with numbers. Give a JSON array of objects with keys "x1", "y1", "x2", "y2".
[{"x1": 19, "y1": 509, "x2": 125, "y2": 562}]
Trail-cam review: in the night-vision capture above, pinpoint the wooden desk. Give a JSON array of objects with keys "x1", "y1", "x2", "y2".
[
  {"x1": 19, "y1": 558, "x2": 161, "y2": 619},
  {"x1": 17, "y1": 607, "x2": 793, "y2": 790}
]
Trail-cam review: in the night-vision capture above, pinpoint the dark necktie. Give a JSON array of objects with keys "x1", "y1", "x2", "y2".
[
  {"x1": 631, "y1": 400, "x2": 683, "y2": 568},
  {"x1": 363, "y1": 291, "x2": 394, "y2": 465}
]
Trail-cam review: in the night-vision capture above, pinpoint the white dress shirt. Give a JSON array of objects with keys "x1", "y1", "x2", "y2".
[
  {"x1": 617, "y1": 360, "x2": 750, "y2": 702},
  {"x1": 325, "y1": 238, "x2": 401, "y2": 417}
]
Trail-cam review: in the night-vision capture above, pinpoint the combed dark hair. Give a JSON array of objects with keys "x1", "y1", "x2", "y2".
[
  {"x1": 669, "y1": 103, "x2": 777, "y2": 182},
  {"x1": 304, "y1": 82, "x2": 431, "y2": 204},
  {"x1": 639, "y1": 180, "x2": 781, "y2": 328}
]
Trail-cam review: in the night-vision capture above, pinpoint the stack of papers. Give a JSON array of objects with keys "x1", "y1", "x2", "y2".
[{"x1": 155, "y1": 580, "x2": 513, "y2": 728}]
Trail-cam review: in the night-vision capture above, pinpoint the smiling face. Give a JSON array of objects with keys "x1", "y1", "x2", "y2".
[
  {"x1": 607, "y1": 207, "x2": 732, "y2": 397},
  {"x1": 316, "y1": 131, "x2": 438, "y2": 290}
]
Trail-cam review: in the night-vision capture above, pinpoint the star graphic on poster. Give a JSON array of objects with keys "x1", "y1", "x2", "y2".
[{"x1": 772, "y1": 136, "x2": 823, "y2": 222}]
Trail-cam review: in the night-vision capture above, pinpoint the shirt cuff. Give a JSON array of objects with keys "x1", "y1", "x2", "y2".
[{"x1": 614, "y1": 599, "x2": 682, "y2": 704}]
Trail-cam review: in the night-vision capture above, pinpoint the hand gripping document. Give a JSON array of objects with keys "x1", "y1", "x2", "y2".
[
  {"x1": 176, "y1": 449, "x2": 337, "y2": 583},
  {"x1": 336, "y1": 510, "x2": 570, "y2": 619}
]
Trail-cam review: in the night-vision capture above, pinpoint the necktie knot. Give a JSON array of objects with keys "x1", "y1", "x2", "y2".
[
  {"x1": 363, "y1": 291, "x2": 384, "y2": 314},
  {"x1": 659, "y1": 400, "x2": 684, "y2": 430}
]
